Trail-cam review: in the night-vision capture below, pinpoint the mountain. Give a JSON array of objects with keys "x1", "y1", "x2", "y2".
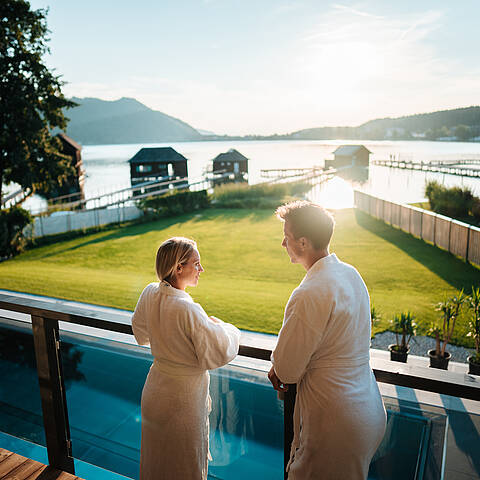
[
  {"x1": 285, "y1": 106, "x2": 480, "y2": 141},
  {"x1": 64, "y1": 97, "x2": 202, "y2": 145}
]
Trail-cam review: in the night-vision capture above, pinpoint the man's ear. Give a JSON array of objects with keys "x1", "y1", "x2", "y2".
[{"x1": 299, "y1": 236, "x2": 307, "y2": 250}]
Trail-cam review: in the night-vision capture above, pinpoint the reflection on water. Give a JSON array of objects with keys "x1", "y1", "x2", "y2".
[
  {"x1": 18, "y1": 139, "x2": 480, "y2": 213},
  {"x1": 309, "y1": 176, "x2": 355, "y2": 209}
]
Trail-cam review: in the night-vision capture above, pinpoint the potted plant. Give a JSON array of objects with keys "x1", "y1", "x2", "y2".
[
  {"x1": 467, "y1": 287, "x2": 480, "y2": 375},
  {"x1": 388, "y1": 312, "x2": 416, "y2": 362},
  {"x1": 428, "y1": 291, "x2": 465, "y2": 370},
  {"x1": 371, "y1": 304, "x2": 381, "y2": 335}
]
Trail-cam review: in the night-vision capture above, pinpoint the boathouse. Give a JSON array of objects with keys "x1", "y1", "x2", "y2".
[
  {"x1": 212, "y1": 149, "x2": 249, "y2": 184},
  {"x1": 325, "y1": 145, "x2": 371, "y2": 170},
  {"x1": 46, "y1": 133, "x2": 85, "y2": 200},
  {"x1": 128, "y1": 147, "x2": 188, "y2": 187}
]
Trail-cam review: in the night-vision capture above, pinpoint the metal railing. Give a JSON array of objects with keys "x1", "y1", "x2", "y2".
[{"x1": 0, "y1": 292, "x2": 479, "y2": 478}]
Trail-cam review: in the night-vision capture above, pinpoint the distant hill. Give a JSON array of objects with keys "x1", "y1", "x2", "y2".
[
  {"x1": 64, "y1": 97, "x2": 202, "y2": 145},
  {"x1": 62, "y1": 98, "x2": 480, "y2": 144},
  {"x1": 286, "y1": 106, "x2": 480, "y2": 141}
]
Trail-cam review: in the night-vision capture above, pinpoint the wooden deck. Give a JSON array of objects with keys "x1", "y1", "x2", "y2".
[{"x1": 0, "y1": 449, "x2": 83, "y2": 480}]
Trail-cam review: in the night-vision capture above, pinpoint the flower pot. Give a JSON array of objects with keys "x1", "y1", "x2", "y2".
[
  {"x1": 467, "y1": 356, "x2": 480, "y2": 376},
  {"x1": 428, "y1": 349, "x2": 451, "y2": 370},
  {"x1": 389, "y1": 344, "x2": 409, "y2": 363}
]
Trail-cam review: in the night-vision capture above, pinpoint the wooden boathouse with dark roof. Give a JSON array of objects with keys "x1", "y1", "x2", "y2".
[
  {"x1": 44, "y1": 133, "x2": 85, "y2": 200},
  {"x1": 325, "y1": 145, "x2": 372, "y2": 169},
  {"x1": 212, "y1": 149, "x2": 249, "y2": 176},
  {"x1": 128, "y1": 147, "x2": 188, "y2": 186}
]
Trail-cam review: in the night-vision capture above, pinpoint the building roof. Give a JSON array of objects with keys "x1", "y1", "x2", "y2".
[
  {"x1": 212, "y1": 148, "x2": 249, "y2": 163},
  {"x1": 128, "y1": 147, "x2": 188, "y2": 164},
  {"x1": 57, "y1": 132, "x2": 82, "y2": 151},
  {"x1": 332, "y1": 145, "x2": 372, "y2": 156}
]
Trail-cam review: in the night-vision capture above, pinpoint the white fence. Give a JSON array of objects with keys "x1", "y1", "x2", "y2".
[
  {"x1": 354, "y1": 190, "x2": 480, "y2": 266},
  {"x1": 26, "y1": 205, "x2": 143, "y2": 238}
]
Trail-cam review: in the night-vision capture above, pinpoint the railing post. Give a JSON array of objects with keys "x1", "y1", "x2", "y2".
[
  {"x1": 283, "y1": 384, "x2": 297, "y2": 479},
  {"x1": 31, "y1": 315, "x2": 75, "y2": 474}
]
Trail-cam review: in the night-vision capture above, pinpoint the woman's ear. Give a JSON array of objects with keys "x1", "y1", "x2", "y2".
[{"x1": 176, "y1": 263, "x2": 183, "y2": 275}]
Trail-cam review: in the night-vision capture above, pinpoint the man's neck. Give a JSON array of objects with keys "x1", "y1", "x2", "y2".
[{"x1": 301, "y1": 248, "x2": 330, "y2": 271}]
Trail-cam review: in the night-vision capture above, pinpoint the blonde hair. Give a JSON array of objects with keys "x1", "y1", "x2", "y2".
[{"x1": 156, "y1": 237, "x2": 197, "y2": 282}]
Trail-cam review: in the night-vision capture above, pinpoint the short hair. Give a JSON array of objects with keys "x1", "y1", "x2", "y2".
[
  {"x1": 275, "y1": 201, "x2": 335, "y2": 250},
  {"x1": 156, "y1": 237, "x2": 197, "y2": 282}
]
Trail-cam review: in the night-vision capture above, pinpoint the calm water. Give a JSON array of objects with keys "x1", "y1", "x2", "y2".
[{"x1": 21, "y1": 139, "x2": 480, "y2": 212}]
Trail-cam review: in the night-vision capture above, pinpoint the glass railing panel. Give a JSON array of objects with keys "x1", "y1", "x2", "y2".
[
  {"x1": 58, "y1": 331, "x2": 145, "y2": 479},
  {"x1": 369, "y1": 399, "x2": 448, "y2": 480},
  {"x1": 208, "y1": 364, "x2": 284, "y2": 479},
  {"x1": 56, "y1": 330, "x2": 284, "y2": 480},
  {"x1": 0, "y1": 317, "x2": 46, "y2": 448}
]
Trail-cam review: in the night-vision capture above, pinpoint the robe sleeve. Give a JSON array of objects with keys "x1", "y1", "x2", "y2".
[
  {"x1": 271, "y1": 289, "x2": 330, "y2": 384},
  {"x1": 188, "y1": 303, "x2": 240, "y2": 370},
  {"x1": 132, "y1": 285, "x2": 151, "y2": 347}
]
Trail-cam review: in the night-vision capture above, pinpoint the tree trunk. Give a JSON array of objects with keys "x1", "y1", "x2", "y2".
[{"x1": 0, "y1": 152, "x2": 3, "y2": 206}]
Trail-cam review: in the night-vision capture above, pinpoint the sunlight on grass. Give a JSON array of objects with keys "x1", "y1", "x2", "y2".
[{"x1": 1, "y1": 208, "x2": 478, "y2": 345}]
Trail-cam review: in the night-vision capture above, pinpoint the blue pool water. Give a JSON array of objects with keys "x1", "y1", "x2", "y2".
[{"x1": 0, "y1": 319, "x2": 446, "y2": 479}]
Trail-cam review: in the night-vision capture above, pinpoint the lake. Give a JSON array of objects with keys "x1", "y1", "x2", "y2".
[{"x1": 23, "y1": 139, "x2": 480, "y2": 212}]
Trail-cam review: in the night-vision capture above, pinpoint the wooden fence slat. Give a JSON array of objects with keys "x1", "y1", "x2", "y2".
[
  {"x1": 410, "y1": 208, "x2": 423, "y2": 238},
  {"x1": 421, "y1": 211, "x2": 436, "y2": 244},
  {"x1": 383, "y1": 201, "x2": 392, "y2": 224},
  {"x1": 391, "y1": 203, "x2": 401, "y2": 228},
  {"x1": 468, "y1": 227, "x2": 480, "y2": 265},
  {"x1": 435, "y1": 215, "x2": 451, "y2": 251},
  {"x1": 400, "y1": 205, "x2": 411, "y2": 233},
  {"x1": 449, "y1": 221, "x2": 470, "y2": 259}
]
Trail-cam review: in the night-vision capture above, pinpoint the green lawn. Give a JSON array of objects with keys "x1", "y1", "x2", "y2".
[{"x1": 0, "y1": 208, "x2": 479, "y2": 346}]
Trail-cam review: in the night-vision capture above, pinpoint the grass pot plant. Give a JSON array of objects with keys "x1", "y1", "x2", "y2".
[
  {"x1": 467, "y1": 287, "x2": 480, "y2": 375},
  {"x1": 388, "y1": 312, "x2": 416, "y2": 362},
  {"x1": 428, "y1": 291, "x2": 466, "y2": 370}
]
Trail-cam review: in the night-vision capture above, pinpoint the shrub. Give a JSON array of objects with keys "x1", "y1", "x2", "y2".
[
  {"x1": 424, "y1": 180, "x2": 474, "y2": 218},
  {"x1": 211, "y1": 181, "x2": 310, "y2": 208},
  {"x1": 138, "y1": 190, "x2": 210, "y2": 217},
  {"x1": 472, "y1": 199, "x2": 480, "y2": 221},
  {"x1": 0, "y1": 206, "x2": 33, "y2": 259}
]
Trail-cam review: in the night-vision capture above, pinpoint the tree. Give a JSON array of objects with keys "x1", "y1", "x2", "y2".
[
  {"x1": 0, "y1": 0, "x2": 77, "y2": 204},
  {"x1": 454, "y1": 124, "x2": 472, "y2": 142}
]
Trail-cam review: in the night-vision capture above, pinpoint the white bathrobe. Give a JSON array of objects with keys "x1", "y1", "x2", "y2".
[
  {"x1": 132, "y1": 282, "x2": 240, "y2": 480},
  {"x1": 272, "y1": 253, "x2": 386, "y2": 480}
]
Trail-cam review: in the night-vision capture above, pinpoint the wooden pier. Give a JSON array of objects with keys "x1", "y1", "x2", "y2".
[
  {"x1": 0, "y1": 449, "x2": 82, "y2": 479},
  {"x1": 260, "y1": 166, "x2": 337, "y2": 182},
  {"x1": 372, "y1": 159, "x2": 480, "y2": 178}
]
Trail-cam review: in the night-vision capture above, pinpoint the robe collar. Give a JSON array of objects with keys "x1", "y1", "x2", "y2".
[
  {"x1": 303, "y1": 252, "x2": 339, "y2": 281},
  {"x1": 159, "y1": 281, "x2": 192, "y2": 299}
]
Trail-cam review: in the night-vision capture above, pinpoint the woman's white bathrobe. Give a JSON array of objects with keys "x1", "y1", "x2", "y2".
[
  {"x1": 132, "y1": 282, "x2": 240, "y2": 480},
  {"x1": 271, "y1": 254, "x2": 386, "y2": 480}
]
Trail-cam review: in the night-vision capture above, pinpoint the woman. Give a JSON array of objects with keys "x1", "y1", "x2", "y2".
[{"x1": 132, "y1": 237, "x2": 240, "y2": 480}]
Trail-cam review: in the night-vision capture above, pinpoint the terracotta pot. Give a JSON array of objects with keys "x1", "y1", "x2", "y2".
[
  {"x1": 389, "y1": 344, "x2": 409, "y2": 363},
  {"x1": 467, "y1": 356, "x2": 480, "y2": 376},
  {"x1": 428, "y1": 349, "x2": 451, "y2": 370}
]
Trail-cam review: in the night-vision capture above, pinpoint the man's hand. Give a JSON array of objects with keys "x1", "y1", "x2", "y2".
[{"x1": 268, "y1": 366, "x2": 288, "y2": 392}]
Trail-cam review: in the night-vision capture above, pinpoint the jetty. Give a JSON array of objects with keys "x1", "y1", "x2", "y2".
[{"x1": 372, "y1": 159, "x2": 480, "y2": 178}]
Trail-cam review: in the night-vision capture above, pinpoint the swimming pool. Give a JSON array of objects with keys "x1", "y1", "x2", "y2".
[{"x1": 0, "y1": 319, "x2": 446, "y2": 479}]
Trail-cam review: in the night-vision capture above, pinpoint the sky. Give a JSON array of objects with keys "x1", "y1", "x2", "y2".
[{"x1": 29, "y1": 0, "x2": 480, "y2": 135}]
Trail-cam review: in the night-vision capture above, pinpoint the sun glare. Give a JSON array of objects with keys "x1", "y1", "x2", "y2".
[{"x1": 310, "y1": 176, "x2": 354, "y2": 210}]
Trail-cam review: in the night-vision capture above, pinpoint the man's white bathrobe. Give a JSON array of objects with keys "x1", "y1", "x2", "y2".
[
  {"x1": 272, "y1": 254, "x2": 386, "y2": 480},
  {"x1": 132, "y1": 282, "x2": 240, "y2": 480}
]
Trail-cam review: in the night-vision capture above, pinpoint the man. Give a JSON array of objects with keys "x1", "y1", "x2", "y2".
[{"x1": 269, "y1": 201, "x2": 386, "y2": 480}]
